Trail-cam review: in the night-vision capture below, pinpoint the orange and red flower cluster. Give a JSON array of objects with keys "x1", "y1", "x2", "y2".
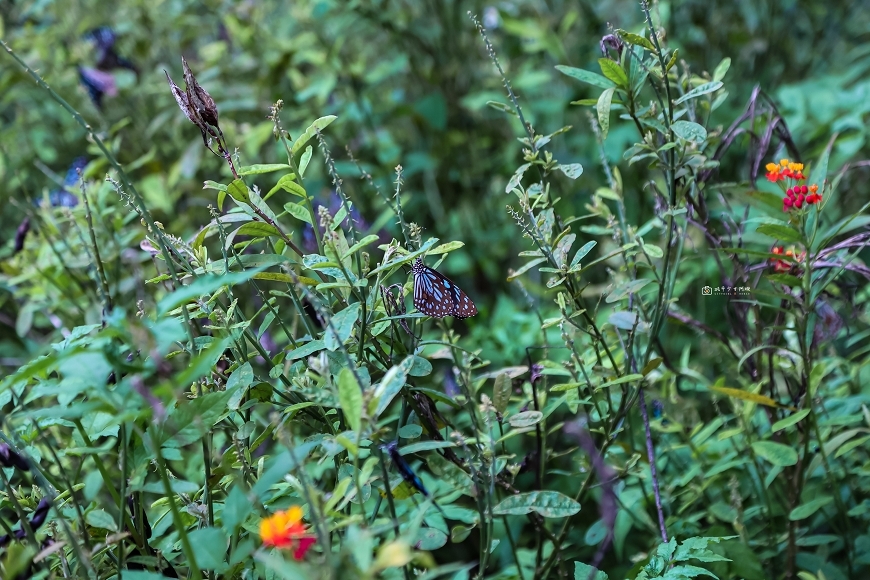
[
  {"x1": 771, "y1": 246, "x2": 805, "y2": 273},
  {"x1": 765, "y1": 159, "x2": 822, "y2": 213},
  {"x1": 765, "y1": 159, "x2": 805, "y2": 182},
  {"x1": 259, "y1": 506, "x2": 315, "y2": 560}
]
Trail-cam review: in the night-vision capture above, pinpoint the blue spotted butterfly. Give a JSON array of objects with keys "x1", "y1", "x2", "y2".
[{"x1": 412, "y1": 257, "x2": 477, "y2": 319}]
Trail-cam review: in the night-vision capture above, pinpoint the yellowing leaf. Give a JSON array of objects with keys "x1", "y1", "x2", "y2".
[{"x1": 708, "y1": 385, "x2": 795, "y2": 410}]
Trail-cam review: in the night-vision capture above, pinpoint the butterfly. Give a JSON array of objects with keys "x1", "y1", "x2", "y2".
[
  {"x1": 78, "y1": 66, "x2": 117, "y2": 109},
  {"x1": 34, "y1": 157, "x2": 88, "y2": 208},
  {"x1": 382, "y1": 441, "x2": 446, "y2": 516},
  {"x1": 412, "y1": 257, "x2": 478, "y2": 319},
  {"x1": 383, "y1": 441, "x2": 430, "y2": 497}
]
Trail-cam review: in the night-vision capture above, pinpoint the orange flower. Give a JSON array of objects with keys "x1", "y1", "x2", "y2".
[
  {"x1": 260, "y1": 506, "x2": 316, "y2": 560},
  {"x1": 770, "y1": 246, "x2": 805, "y2": 273}
]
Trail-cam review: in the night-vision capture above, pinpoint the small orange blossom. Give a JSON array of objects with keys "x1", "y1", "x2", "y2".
[{"x1": 259, "y1": 506, "x2": 316, "y2": 560}]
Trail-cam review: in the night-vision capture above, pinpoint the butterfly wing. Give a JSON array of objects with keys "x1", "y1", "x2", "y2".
[
  {"x1": 413, "y1": 260, "x2": 455, "y2": 318},
  {"x1": 451, "y1": 282, "x2": 478, "y2": 319},
  {"x1": 412, "y1": 258, "x2": 477, "y2": 319}
]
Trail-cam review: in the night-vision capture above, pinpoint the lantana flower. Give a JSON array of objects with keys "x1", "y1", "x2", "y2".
[
  {"x1": 765, "y1": 158, "x2": 822, "y2": 213},
  {"x1": 259, "y1": 506, "x2": 316, "y2": 560}
]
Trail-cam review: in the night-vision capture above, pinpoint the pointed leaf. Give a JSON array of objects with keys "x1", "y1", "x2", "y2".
[
  {"x1": 597, "y1": 88, "x2": 615, "y2": 140},
  {"x1": 556, "y1": 65, "x2": 616, "y2": 89},
  {"x1": 752, "y1": 440, "x2": 798, "y2": 466},
  {"x1": 291, "y1": 115, "x2": 337, "y2": 155},
  {"x1": 493, "y1": 373, "x2": 511, "y2": 416},
  {"x1": 338, "y1": 368, "x2": 363, "y2": 433},
  {"x1": 674, "y1": 81, "x2": 723, "y2": 105},
  {"x1": 493, "y1": 491, "x2": 580, "y2": 518},
  {"x1": 598, "y1": 58, "x2": 628, "y2": 88}
]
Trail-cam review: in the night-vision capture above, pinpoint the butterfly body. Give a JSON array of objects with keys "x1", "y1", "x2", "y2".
[
  {"x1": 412, "y1": 258, "x2": 477, "y2": 319},
  {"x1": 384, "y1": 442, "x2": 430, "y2": 497}
]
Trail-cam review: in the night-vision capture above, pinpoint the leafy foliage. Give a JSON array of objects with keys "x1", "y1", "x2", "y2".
[{"x1": 2, "y1": 1, "x2": 870, "y2": 580}]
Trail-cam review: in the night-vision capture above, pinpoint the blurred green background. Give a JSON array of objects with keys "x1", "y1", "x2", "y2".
[{"x1": 2, "y1": 0, "x2": 870, "y2": 364}]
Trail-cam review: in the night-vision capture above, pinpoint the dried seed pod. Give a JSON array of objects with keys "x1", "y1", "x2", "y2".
[
  {"x1": 164, "y1": 69, "x2": 199, "y2": 127},
  {"x1": 181, "y1": 57, "x2": 220, "y2": 130}
]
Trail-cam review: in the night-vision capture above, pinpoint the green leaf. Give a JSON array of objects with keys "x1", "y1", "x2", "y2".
[
  {"x1": 671, "y1": 120, "x2": 707, "y2": 143},
  {"x1": 373, "y1": 356, "x2": 414, "y2": 417},
  {"x1": 291, "y1": 115, "x2": 337, "y2": 155},
  {"x1": 598, "y1": 374, "x2": 643, "y2": 389},
  {"x1": 766, "y1": 273, "x2": 802, "y2": 287},
  {"x1": 835, "y1": 434, "x2": 870, "y2": 459},
  {"x1": 506, "y1": 163, "x2": 531, "y2": 193},
  {"x1": 752, "y1": 440, "x2": 798, "y2": 466},
  {"x1": 284, "y1": 202, "x2": 313, "y2": 224},
  {"x1": 674, "y1": 81, "x2": 724, "y2": 105},
  {"x1": 325, "y1": 303, "x2": 361, "y2": 351},
  {"x1": 507, "y1": 257, "x2": 547, "y2": 281},
  {"x1": 338, "y1": 368, "x2": 363, "y2": 433},
  {"x1": 86, "y1": 508, "x2": 117, "y2": 531},
  {"x1": 236, "y1": 222, "x2": 280, "y2": 238},
  {"x1": 343, "y1": 234, "x2": 380, "y2": 259},
  {"x1": 226, "y1": 362, "x2": 254, "y2": 411},
  {"x1": 222, "y1": 485, "x2": 252, "y2": 533},
  {"x1": 227, "y1": 179, "x2": 250, "y2": 204},
  {"x1": 713, "y1": 57, "x2": 731, "y2": 82},
  {"x1": 430, "y1": 241, "x2": 465, "y2": 254},
  {"x1": 606, "y1": 278, "x2": 652, "y2": 303},
  {"x1": 155, "y1": 390, "x2": 233, "y2": 448},
  {"x1": 665, "y1": 565, "x2": 719, "y2": 578},
  {"x1": 597, "y1": 88, "x2": 615, "y2": 140},
  {"x1": 299, "y1": 145, "x2": 313, "y2": 177},
  {"x1": 493, "y1": 372, "x2": 511, "y2": 416},
  {"x1": 555, "y1": 65, "x2": 616, "y2": 89},
  {"x1": 642, "y1": 358, "x2": 663, "y2": 376},
  {"x1": 187, "y1": 527, "x2": 228, "y2": 570},
  {"x1": 156, "y1": 267, "x2": 267, "y2": 315},
  {"x1": 407, "y1": 356, "x2": 433, "y2": 377},
  {"x1": 414, "y1": 527, "x2": 448, "y2": 551},
  {"x1": 120, "y1": 573, "x2": 175, "y2": 580},
  {"x1": 492, "y1": 491, "x2": 581, "y2": 518},
  {"x1": 451, "y1": 525, "x2": 474, "y2": 544},
  {"x1": 278, "y1": 176, "x2": 307, "y2": 199},
  {"x1": 559, "y1": 163, "x2": 584, "y2": 179},
  {"x1": 203, "y1": 180, "x2": 227, "y2": 192},
  {"x1": 286, "y1": 339, "x2": 325, "y2": 361},
  {"x1": 508, "y1": 410, "x2": 543, "y2": 427},
  {"x1": 398, "y1": 424, "x2": 423, "y2": 439},
  {"x1": 771, "y1": 409, "x2": 810, "y2": 432},
  {"x1": 238, "y1": 164, "x2": 292, "y2": 176},
  {"x1": 574, "y1": 562, "x2": 609, "y2": 580},
  {"x1": 789, "y1": 496, "x2": 833, "y2": 521},
  {"x1": 598, "y1": 58, "x2": 628, "y2": 88},
  {"x1": 570, "y1": 241, "x2": 597, "y2": 268},
  {"x1": 756, "y1": 224, "x2": 802, "y2": 244},
  {"x1": 616, "y1": 29, "x2": 654, "y2": 51},
  {"x1": 398, "y1": 440, "x2": 456, "y2": 455},
  {"x1": 666, "y1": 49, "x2": 679, "y2": 72}
]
